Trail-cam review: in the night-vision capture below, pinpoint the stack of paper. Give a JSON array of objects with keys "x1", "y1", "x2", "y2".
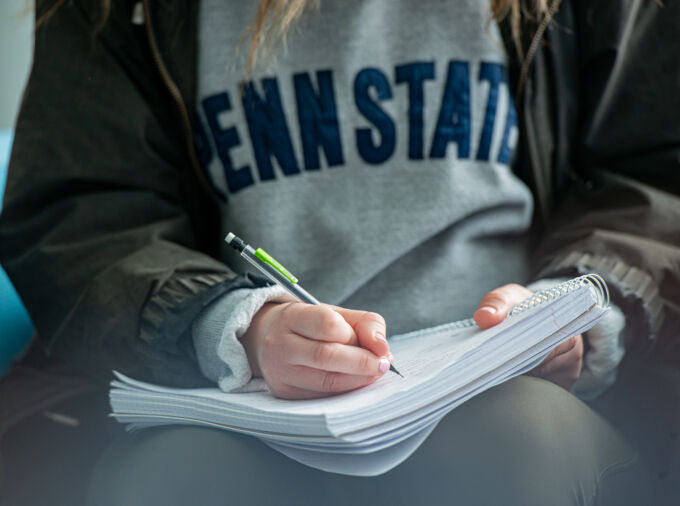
[{"x1": 110, "y1": 277, "x2": 608, "y2": 476}]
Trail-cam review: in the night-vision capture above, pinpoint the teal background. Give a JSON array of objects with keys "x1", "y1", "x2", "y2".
[
  {"x1": 1, "y1": 130, "x2": 34, "y2": 376},
  {"x1": 1, "y1": 1, "x2": 35, "y2": 376}
]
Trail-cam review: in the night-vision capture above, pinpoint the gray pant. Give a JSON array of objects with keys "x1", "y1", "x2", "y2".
[{"x1": 85, "y1": 376, "x2": 649, "y2": 506}]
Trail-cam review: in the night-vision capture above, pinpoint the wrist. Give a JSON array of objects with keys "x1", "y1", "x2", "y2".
[{"x1": 241, "y1": 302, "x2": 285, "y2": 377}]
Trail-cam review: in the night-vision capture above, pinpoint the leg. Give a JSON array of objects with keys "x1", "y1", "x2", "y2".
[
  {"x1": 86, "y1": 425, "x2": 340, "y2": 506},
  {"x1": 357, "y1": 375, "x2": 647, "y2": 506},
  {"x1": 86, "y1": 376, "x2": 647, "y2": 506}
]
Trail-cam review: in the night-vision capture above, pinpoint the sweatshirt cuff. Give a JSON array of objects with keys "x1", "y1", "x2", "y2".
[
  {"x1": 537, "y1": 251, "x2": 663, "y2": 342},
  {"x1": 527, "y1": 278, "x2": 626, "y2": 400},
  {"x1": 191, "y1": 285, "x2": 295, "y2": 392},
  {"x1": 570, "y1": 302, "x2": 626, "y2": 400}
]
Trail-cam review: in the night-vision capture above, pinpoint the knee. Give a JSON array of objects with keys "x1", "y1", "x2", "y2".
[
  {"x1": 479, "y1": 376, "x2": 636, "y2": 468},
  {"x1": 426, "y1": 376, "x2": 641, "y2": 505}
]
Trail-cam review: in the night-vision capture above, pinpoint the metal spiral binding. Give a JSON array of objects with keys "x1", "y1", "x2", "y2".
[
  {"x1": 508, "y1": 274, "x2": 609, "y2": 319},
  {"x1": 446, "y1": 317, "x2": 477, "y2": 330},
  {"x1": 392, "y1": 274, "x2": 609, "y2": 341}
]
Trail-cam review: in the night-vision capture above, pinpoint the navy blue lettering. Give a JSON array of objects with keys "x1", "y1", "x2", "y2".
[
  {"x1": 293, "y1": 70, "x2": 344, "y2": 171},
  {"x1": 354, "y1": 68, "x2": 396, "y2": 165},
  {"x1": 395, "y1": 62, "x2": 435, "y2": 160},
  {"x1": 202, "y1": 92, "x2": 253, "y2": 194},
  {"x1": 429, "y1": 60, "x2": 471, "y2": 159},
  {"x1": 241, "y1": 79, "x2": 300, "y2": 181},
  {"x1": 475, "y1": 62, "x2": 503, "y2": 161},
  {"x1": 497, "y1": 72, "x2": 517, "y2": 165}
]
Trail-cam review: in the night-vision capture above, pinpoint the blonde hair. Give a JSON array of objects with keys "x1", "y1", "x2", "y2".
[
  {"x1": 245, "y1": 0, "x2": 554, "y2": 75},
  {"x1": 38, "y1": 0, "x2": 559, "y2": 85}
]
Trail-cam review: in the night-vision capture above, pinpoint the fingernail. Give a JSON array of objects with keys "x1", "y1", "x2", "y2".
[
  {"x1": 378, "y1": 358, "x2": 390, "y2": 374},
  {"x1": 478, "y1": 306, "x2": 497, "y2": 315},
  {"x1": 387, "y1": 354, "x2": 395, "y2": 364},
  {"x1": 374, "y1": 332, "x2": 387, "y2": 343}
]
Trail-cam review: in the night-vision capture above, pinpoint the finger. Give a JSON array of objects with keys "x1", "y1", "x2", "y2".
[
  {"x1": 530, "y1": 337, "x2": 584, "y2": 389},
  {"x1": 473, "y1": 284, "x2": 533, "y2": 329},
  {"x1": 550, "y1": 335, "x2": 579, "y2": 358},
  {"x1": 280, "y1": 303, "x2": 357, "y2": 345},
  {"x1": 284, "y1": 366, "x2": 381, "y2": 395},
  {"x1": 536, "y1": 336, "x2": 579, "y2": 367},
  {"x1": 532, "y1": 357, "x2": 582, "y2": 391},
  {"x1": 330, "y1": 306, "x2": 389, "y2": 357},
  {"x1": 284, "y1": 334, "x2": 391, "y2": 376},
  {"x1": 532, "y1": 348, "x2": 578, "y2": 378}
]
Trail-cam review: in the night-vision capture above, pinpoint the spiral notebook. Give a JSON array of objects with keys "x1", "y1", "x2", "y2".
[{"x1": 110, "y1": 274, "x2": 610, "y2": 476}]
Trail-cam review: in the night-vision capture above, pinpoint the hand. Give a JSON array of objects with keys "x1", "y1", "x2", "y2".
[
  {"x1": 526, "y1": 334, "x2": 584, "y2": 390},
  {"x1": 472, "y1": 283, "x2": 584, "y2": 391},
  {"x1": 241, "y1": 302, "x2": 392, "y2": 399}
]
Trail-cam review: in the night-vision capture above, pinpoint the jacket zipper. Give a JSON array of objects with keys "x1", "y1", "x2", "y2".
[{"x1": 140, "y1": 0, "x2": 217, "y2": 204}]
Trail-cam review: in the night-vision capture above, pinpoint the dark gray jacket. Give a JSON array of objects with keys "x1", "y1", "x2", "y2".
[{"x1": 1, "y1": 0, "x2": 678, "y2": 386}]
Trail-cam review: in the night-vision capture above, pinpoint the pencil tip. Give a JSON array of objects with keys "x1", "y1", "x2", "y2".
[{"x1": 390, "y1": 364, "x2": 404, "y2": 378}]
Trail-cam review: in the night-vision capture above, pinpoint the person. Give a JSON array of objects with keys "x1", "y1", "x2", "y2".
[{"x1": 0, "y1": 0, "x2": 678, "y2": 504}]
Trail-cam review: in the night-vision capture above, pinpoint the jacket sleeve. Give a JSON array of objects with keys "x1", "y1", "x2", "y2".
[
  {"x1": 531, "y1": 0, "x2": 680, "y2": 358},
  {"x1": 0, "y1": 0, "x2": 256, "y2": 386}
]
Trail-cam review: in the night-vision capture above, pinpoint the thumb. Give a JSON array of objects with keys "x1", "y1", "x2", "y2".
[{"x1": 473, "y1": 284, "x2": 533, "y2": 329}]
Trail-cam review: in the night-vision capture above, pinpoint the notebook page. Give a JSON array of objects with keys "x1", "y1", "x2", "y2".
[
  {"x1": 264, "y1": 419, "x2": 439, "y2": 476},
  {"x1": 111, "y1": 299, "x2": 542, "y2": 432},
  {"x1": 112, "y1": 283, "x2": 601, "y2": 433}
]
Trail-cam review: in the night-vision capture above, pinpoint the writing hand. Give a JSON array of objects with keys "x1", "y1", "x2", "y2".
[{"x1": 241, "y1": 302, "x2": 391, "y2": 399}]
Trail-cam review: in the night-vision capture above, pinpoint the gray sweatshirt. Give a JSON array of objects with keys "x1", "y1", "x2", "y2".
[{"x1": 191, "y1": 0, "x2": 624, "y2": 398}]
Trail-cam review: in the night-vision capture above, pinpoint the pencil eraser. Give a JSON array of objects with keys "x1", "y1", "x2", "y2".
[{"x1": 225, "y1": 232, "x2": 235, "y2": 244}]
